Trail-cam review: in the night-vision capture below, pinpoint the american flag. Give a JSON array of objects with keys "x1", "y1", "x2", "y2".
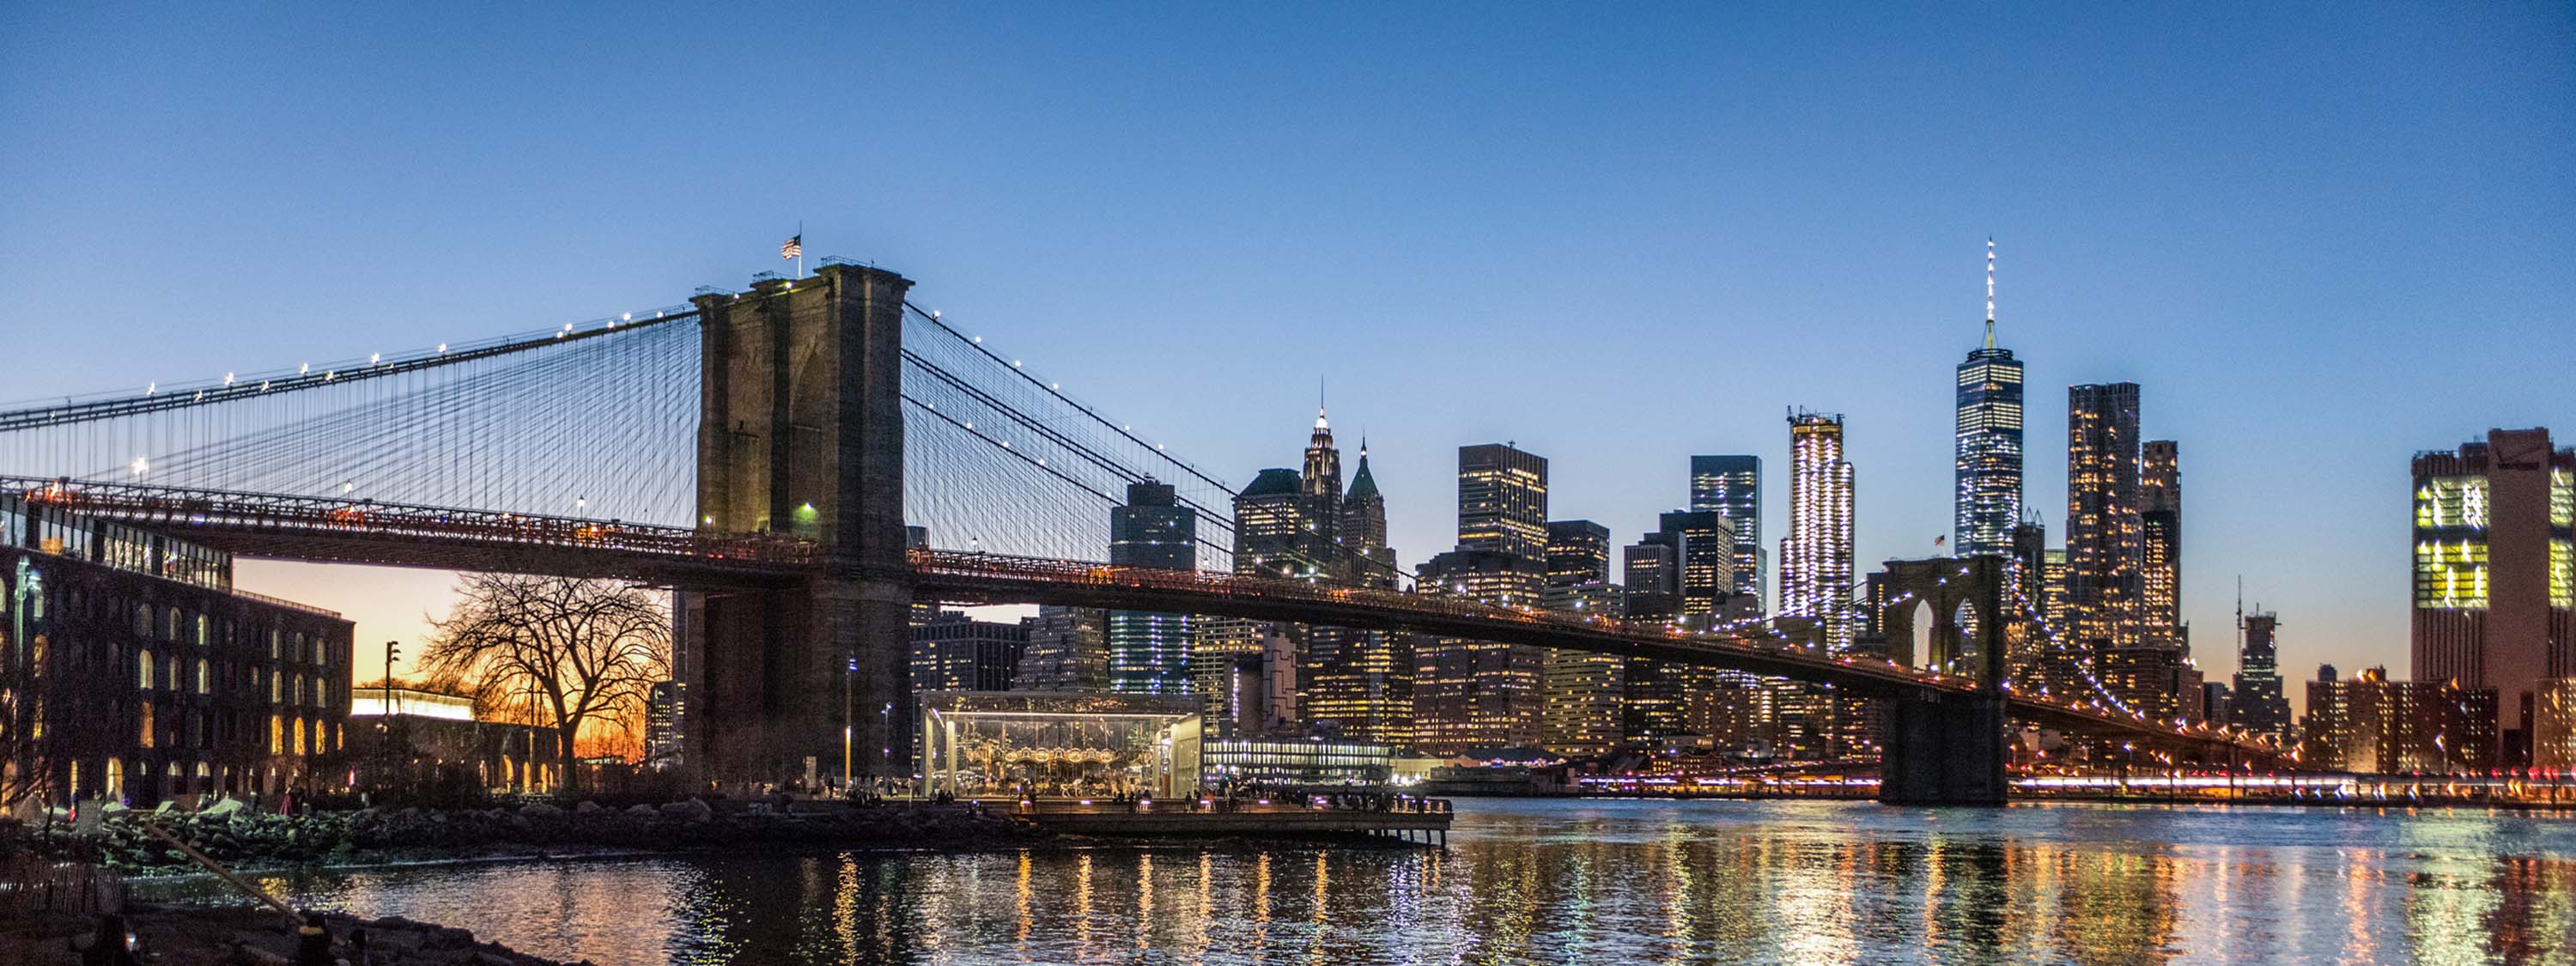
[{"x1": 780, "y1": 234, "x2": 802, "y2": 260}]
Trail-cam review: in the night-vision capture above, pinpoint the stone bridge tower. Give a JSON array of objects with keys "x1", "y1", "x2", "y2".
[
  {"x1": 682, "y1": 264, "x2": 915, "y2": 787},
  {"x1": 1873, "y1": 554, "x2": 2013, "y2": 805}
]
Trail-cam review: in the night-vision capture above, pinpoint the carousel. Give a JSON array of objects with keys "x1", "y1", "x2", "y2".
[{"x1": 918, "y1": 691, "x2": 1205, "y2": 799}]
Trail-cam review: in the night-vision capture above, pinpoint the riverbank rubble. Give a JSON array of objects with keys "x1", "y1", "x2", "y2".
[
  {"x1": 4, "y1": 797, "x2": 1048, "y2": 872},
  {"x1": 1, "y1": 903, "x2": 579, "y2": 964}
]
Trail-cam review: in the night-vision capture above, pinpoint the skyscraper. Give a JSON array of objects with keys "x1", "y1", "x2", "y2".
[
  {"x1": 2141, "y1": 440, "x2": 2184, "y2": 650},
  {"x1": 1413, "y1": 548, "x2": 1548, "y2": 753},
  {"x1": 2066, "y1": 383, "x2": 2144, "y2": 653},
  {"x1": 1690, "y1": 455, "x2": 1763, "y2": 607},
  {"x1": 1619, "y1": 532, "x2": 1687, "y2": 743},
  {"x1": 1544, "y1": 519, "x2": 1613, "y2": 590},
  {"x1": 1014, "y1": 605, "x2": 1107, "y2": 692},
  {"x1": 1308, "y1": 436, "x2": 1408, "y2": 744},
  {"x1": 911, "y1": 611, "x2": 1031, "y2": 693},
  {"x1": 1540, "y1": 522, "x2": 1624, "y2": 756},
  {"x1": 1301, "y1": 407, "x2": 1344, "y2": 571},
  {"x1": 1414, "y1": 444, "x2": 1551, "y2": 754},
  {"x1": 1659, "y1": 509, "x2": 1738, "y2": 626},
  {"x1": 1457, "y1": 443, "x2": 1549, "y2": 561},
  {"x1": 1955, "y1": 239, "x2": 2025, "y2": 558},
  {"x1": 1232, "y1": 468, "x2": 1309, "y2": 579},
  {"x1": 2233, "y1": 603, "x2": 2293, "y2": 743},
  {"x1": 1340, "y1": 440, "x2": 1396, "y2": 586},
  {"x1": 1780, "y1": 410, "x2": 1856, "y2": 650},
  {"x1": 2411, "y1": 428, "x2": 2576, "y2": 766},
  {"x1": 1190, "y1": 617, "x2": 1267, "y2": 732},
  {"x1": 1621, "y1": 534, "x2": 1681, "y2": 622},
  {"x1": 1108, "y1": 481, "x2": 1198, "y2": 694}
]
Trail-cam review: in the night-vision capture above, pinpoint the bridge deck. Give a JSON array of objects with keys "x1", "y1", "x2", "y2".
[{"x1": 3, "y1": 476, "x2": 2277, "y2": 758}]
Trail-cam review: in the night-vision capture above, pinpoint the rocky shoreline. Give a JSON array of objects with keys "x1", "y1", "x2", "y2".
[
  {"x1": 10, "y1": 797, "x2": 1048, "y2": 874},
  {"x1": 2, "y1": 902, "x2": 575, "y2": 965}
]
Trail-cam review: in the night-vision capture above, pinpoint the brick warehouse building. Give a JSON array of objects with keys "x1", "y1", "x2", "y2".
[{"x1": 2, "y1": 489, "x2": 352, "y2": 806}]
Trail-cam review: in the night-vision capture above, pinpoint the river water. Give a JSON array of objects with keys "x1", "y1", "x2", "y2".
[{"x1": 140, "y1": 799, "x2": 2576, "y2": 963}]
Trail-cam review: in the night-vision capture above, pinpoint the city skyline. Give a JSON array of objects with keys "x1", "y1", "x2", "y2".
[{"x1": 5, "y1": 4, "x2": 2570, "y2": 700}]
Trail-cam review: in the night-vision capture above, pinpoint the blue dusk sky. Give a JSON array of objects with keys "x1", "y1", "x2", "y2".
[{"x1": 3, "y1": 4, "x2": 2570, "y2": 696}]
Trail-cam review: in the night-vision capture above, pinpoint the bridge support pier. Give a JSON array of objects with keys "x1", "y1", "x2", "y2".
[
  {"x1": 689, "y1": 264, "x2": 915, "y2": 789},
  {"x1": 1880, "y1": 690, "x2": 2008, "y2": 805}
]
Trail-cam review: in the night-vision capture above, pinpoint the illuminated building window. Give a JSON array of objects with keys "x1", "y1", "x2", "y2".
[{"x1": 2415, "y1": 539, "x2": 2489, "y2": 610}]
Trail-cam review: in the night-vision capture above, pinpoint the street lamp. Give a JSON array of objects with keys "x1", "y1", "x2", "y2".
[{"x1": 842, "y1": 655, "x2": 856, "y2": 795}]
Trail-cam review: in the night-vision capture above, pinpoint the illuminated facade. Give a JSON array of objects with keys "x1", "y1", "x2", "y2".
[
  {"x1": 1, "y1": 493, "x2": 353, "y2": 806},
  {"x1": 1015, "y1": 605, "x2": 1107, "y2": 692},
  {"x1": 1953, "y1": 261, "x2": 2025, "y2": 558},
  {"x1": 1413, "y1": 548, "x2": 1547, "y2": 754},
  {"x1": 2327, "y1": 667, "x2": 2497, "y2": 775},
  {"x1": 1303, "y1": 624, "x2": 1409, "y2": 746},
  {"x1": 911, "y1": 611, "x2": 1030, "y2": 693},
  {"x1": 2537, "y1": 678, "x2": 2576, "y2": 772},
  {"x1": 1301, "y1": 408, "x2": 1342, "y2": 562},
  {"x1": 1540, "y1": 522, "x2": 1621, "y2": 756},
  {"x1": 2141, "y1": 440, "x2": 2184, "y2": 649},
  {"x1": 1619, "y1": 532, "x2": 1688, "y2": 742},
  {"x1": 1660, "y1": 509, "x2": 1737, "y2": 626},
  {"x1": 1689, "y1": 454, "x2": 1763, "y2": 607},
  {"x1": 1457, "y1": 443, "x2": 1549, "y2": 561},
  {"x1": 1109, "y1": 481, "x2": 1198, "y2": 695},
  {"x1": 1780, "y1": 410, "x2": 1855, "y2": 650},
  {"x1": 1188, "y1": 617, "x2": 1262, "y2": 731},
  {"x1": 1230, "y1": 469, "x2": 1309, "y2": 579},
  {"x1": 2300, "y1": 665, "x2": 2350, "y2": 769},
  {"x1": 2066, "y1": 382, "x2": 2144, "y2": 653},
  {"x1": 1201, "y1": 738, "x2": 1393, "y2": 787},
  {"x1": 1303, "y1": 444, "x2": 1406, "y2": 746},
  {"x1": 2411, "y1": 428, "x2": 2576, "y2": 766},
  {"x1": 1544, "y1": 519, "x2": 1612, "y2": 590},
  {"x1": 1540, "y1": 580, "x2": 1625, "y2": 756}
]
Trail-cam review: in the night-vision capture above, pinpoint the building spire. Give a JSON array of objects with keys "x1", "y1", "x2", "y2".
[{"x1": 1984, "y1": 236, "x2": 1996, "y2": 349}]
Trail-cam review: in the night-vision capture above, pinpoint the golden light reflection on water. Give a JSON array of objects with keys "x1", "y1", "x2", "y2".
[
  {"x1": 179, "y1": 802, "x2": 2576, "y2": 964},
  {"x1": 1014, "y1": 850, "x2": 1031, "y2": 950}
]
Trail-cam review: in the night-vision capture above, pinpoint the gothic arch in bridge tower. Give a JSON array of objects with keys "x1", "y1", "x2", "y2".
[{"x1": 1868, "y1": 556, "x2": 2013, "y2": 684}]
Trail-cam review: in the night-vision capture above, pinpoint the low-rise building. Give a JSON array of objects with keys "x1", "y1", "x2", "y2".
[{"x1": 2, "y1": 490, "x2": 353, "y2": 806}]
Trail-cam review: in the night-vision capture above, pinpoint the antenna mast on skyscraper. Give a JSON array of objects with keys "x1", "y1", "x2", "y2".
[{"x1": 1984, "y1": 236, "x2": 1997, "y2": 349}]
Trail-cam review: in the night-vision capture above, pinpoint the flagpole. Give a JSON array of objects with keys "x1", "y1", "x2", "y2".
[{"x1": 797, "y1": 220, "x2": 805, "y2": 279}]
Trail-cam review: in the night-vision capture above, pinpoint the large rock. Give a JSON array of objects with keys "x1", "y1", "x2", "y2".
[
  {"x1": 659, "y1": 799, "x2": 714, "y2": 823},
  {"x1": 200, "y1": 797, "x2": 248, "y2": 818},
  {"x1": 624, "y1": 804, "x2": 659, "y2": 817},
  {"x1": 519, "y1": 802, "x2": 564, "y2": 819},
  {"x1": 573, "y1": 800, "x2": 603, "y2": 815}
]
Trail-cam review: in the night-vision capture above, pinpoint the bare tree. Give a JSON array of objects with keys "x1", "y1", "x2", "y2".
[{"x1": 422, "y1": 574, "x2": 669, "y2": 791}]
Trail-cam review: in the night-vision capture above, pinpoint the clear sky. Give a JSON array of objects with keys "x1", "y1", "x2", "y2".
[{"x1": 4, "y1": 4, "x2": 2571, "y2": 700}]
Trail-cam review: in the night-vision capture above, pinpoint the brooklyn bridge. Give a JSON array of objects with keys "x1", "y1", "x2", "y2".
[{"x1": 0, "y1": 261, "x2": 2281, "y2": 804}]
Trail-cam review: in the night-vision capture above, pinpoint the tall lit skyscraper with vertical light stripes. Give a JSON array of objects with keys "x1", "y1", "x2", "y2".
[
  {"x1": 1781, "y1": 410, "x2": 1855, "y2": 650},
  {"x1": 1954, "y1": 239, "x2": 2024, "y2": 558}
]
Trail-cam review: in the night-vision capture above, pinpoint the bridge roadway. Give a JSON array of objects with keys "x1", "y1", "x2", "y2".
[{"x1": 9, "y1": 477, "x2": 2269, "y2": 757}]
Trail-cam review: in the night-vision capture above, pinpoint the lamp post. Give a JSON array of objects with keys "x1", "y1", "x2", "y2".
[
  {"x1": 842, "y1": 655, "x2": 855, "y2": 796},
  {"x1": 380, "y1": 641, "x2": 401, "y2": 793}
]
